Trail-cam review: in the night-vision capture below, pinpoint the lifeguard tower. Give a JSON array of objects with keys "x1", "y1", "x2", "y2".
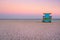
[{"x1": 42, "y1": 13, "x2": 52, "y2": 23}]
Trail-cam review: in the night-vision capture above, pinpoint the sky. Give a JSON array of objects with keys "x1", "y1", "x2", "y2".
[{"x1": 0, "y1": 0, "x2": 60, "y2": 19}]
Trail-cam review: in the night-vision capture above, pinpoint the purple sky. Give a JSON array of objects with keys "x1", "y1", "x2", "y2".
[{"x1": 0, "y1": 0, "x2": 60, "y2": 19}]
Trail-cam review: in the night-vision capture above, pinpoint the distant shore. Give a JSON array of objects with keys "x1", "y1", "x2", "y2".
[
  {"x1": 0, "y1": 19, "x2": 60, "y2": 20},
  {"x1": 0, "y1": 19, "x2": 60, "y2": 22}
]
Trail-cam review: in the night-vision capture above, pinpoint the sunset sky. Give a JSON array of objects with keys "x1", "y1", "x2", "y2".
[{"x1": 0, "y1": 0, "x2": 60, "y2": 19}]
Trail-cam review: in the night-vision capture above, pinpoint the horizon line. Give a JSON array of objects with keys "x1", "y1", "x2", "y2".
[{"x1": 0, "y1": 19, "x2": 60, "y2": 20}]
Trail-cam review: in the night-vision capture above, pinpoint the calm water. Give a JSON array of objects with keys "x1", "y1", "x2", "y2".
[{"x1": 0, "y1": 19, "x2": 60, "y2": 22}]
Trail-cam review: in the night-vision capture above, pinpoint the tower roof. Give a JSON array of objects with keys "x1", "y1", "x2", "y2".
[{"x1": 43, "y1": 13, "x2": 51, "y2": 14}]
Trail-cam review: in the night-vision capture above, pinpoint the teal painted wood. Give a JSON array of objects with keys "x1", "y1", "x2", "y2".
[
  {"x1": 43, "y1": 16, "x2": 51, "y2": 18},
  {"x1": 43, "y1": 13, "x2": 52, "y2": 23}
]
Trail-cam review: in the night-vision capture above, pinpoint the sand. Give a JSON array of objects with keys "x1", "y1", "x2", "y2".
[{"x1": 0, "y1": 20, "x2": 60, "y2": 40}]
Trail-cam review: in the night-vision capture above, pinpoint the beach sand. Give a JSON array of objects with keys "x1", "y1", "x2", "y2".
[{"x1": 0, "y1": 20, "x2": 60, "y2": 40}]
